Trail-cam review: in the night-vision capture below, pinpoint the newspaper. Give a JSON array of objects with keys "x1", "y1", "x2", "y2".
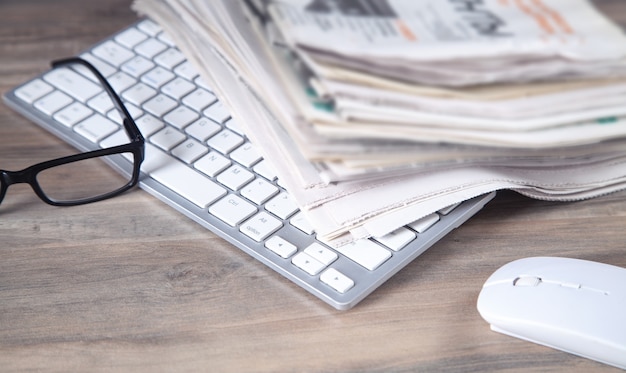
[
  {"x1": 132, "y1": 0, "x2": 626, "y2": 244},
  {"x1": 324, "y1": 79, "x2": 626, "y2": 122},
  {"x1": 265, "y1": 0, "x2": 626, "y2": 85},
  {"x1": 259, "y1": 6, "x2": 626, "y2": 147}
]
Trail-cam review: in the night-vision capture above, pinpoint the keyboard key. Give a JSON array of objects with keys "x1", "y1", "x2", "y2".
[
  {"x1": 373, "y1": 227, "x2": 416, "y2": 252},
  {"x1": 334, "y1": 239, "x2": 391, "y2": 271},
  {"x1": 290, "y1": 211, "x2": 315, "y2": 235},
  {"x1": 321, "y1": 268, "x2": 354, "y2": 294},
  {"x1": 216, "y1": 164, "x2": 254, "y2": 191},
  {"x1": 43, "y1": 67, "x2": 102, "y2": 102},
  {"x1": 163, "y1": 106, "x2": 199, "y2": 130},
  {"x1": 203, "y1": 101, "x2": 231, "y2": 124},
  {"x1": 209, "y1": 194, "x2": 257, "y2": 227},
  {"x1": 207, "y1": 129, "x2": 244, "y2": 155},
  {"x1": 253, "y1": 160, "x2": 278, "y2": 181},
  {"x1": 106, "y1": 103, "x2": 143, "y2": 124},
  {"x1": 225, "y1": 118, "x2": 245, "y2": 136},
  {"x1": 135, "y1": 38, "x2": 168, "y2": 59},
  {"x1": 141, "y1": 66, "x2": 175, "y2": 88},
  {"x1": 240, "y1": 177, "x2": 279, "y2": 205},
  {"x1": 74, "y1": 114, "x2": 119, "y2": 143},
  {"x1": 194, "y1": 76, "x2": 213, "y2": 91},
  {"x1": 114, "y1": 27, "x2": 148, "y2": 49},
  {"x1": 34, "y1": 91, "x2": 73, "y2": 115},
  {"x1": 231, "y1": 142, "x2": 262, "y2": 167},
  {"x1": 291, "y1": 252, "x2": 325, "y2": 276},
  {"x1": 162, "y1": 77, "x2": 196, "y2": 100},
  {"x1": 92, "y1": 40, "x2": 135, "y2": 67},
  {"x1": 142, "y1": 144, "x2": 226, "y2": 208},
  {"x1": 182, "y1": 88, "x2": 217, "y2": 112},
  {"x1": 137, "y1": 19, "x2": 161, "y2": 37},
  {"x1": 143, "y1": 94, "x2": 178, "y2": 117},
  {"x1": 87, "y1": 91, "x2": 115, "y2": 114},
  {"x1": 194, "y1": 151, "x2": 231, "y2": 177},
  {"x1": 122, "y1": 82, "x2": 157, "y2": 106},
  {"x1": 121, "y1": 55, "x2": 155, "y2": 78},
  {"x1": 207, "y1": 129, "x2": 244, "y2": 154},
  {"x1": 53, "y1": 102, "x2": 93, "y2": 127},
  {"x1": 136, "y1": 114, "x2": 165, "y2": 137},
  {"x1": 185, "y1": 118, "x2": 221, "y2": 141},
  {"x1": 150, "y1": 127, "x2": 186, "y2": 151},
  {"x1": 408, "y1": 213, "x2": 440, "y2": 233},
  {"x1": 107, "y1": 71, "x2": 137, "y2": 93},
  {"x1": 304, "y1": 243, "x2": 338, "y2": 266},
  {"x1": 266, "y1": 192, "x2": 299, "y2": 219},
  {"x1": 240, "y1": 211, "x2": 283, "y2": 242},
  {"x1": 265, "y1": 236, "x2": 297, "y2": 259},
  {"x1": 174, "y1": 61, "x2": 199, "y2": 81},
  {"x1": 157, "y1": 32, "x2": 176, "y2": 47},
  {"x1": 155, "y1": 48, "x2": 186, "y2": 69},
  {"x1": 171, "y1": 138, "x2": 208, "y2": 164},
  {"x1": 100, "y1": 128, "x2": 129, "y2": 148},
  {"x1": 14, "y1": 79, "x2": 53, "y2": 104}
]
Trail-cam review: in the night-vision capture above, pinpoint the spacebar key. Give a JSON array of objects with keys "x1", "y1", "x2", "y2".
[{"x1": 142, "y1": 144, "x2": 226, "y2": 207}]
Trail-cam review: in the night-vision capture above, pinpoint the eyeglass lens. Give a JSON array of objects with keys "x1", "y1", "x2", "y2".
[
  {"x1": 37, "y1": 60, "x2": 138, "y2": 204},
  {"x1": 36, "y1": 152, "x2": 135, "y2": 203}
]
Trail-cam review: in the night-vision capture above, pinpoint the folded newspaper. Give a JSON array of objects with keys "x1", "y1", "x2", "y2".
[{"x1": 133, "y1": 0, "x2": 626, "y2": 245}]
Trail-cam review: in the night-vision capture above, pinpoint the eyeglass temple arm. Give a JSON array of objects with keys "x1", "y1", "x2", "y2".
[{"x1": 50, "y1": 57, "x2": 145, "y2": 143}]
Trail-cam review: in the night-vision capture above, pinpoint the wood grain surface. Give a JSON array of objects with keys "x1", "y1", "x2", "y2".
[{"x1": 1, "y1": 1, "x2": 625, "y2": 372}]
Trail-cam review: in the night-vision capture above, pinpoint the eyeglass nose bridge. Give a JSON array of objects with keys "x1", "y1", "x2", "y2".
[
  {"x1": 0, "y1": 168, "x2": 44, "y2": 206},
  {"x1": 1, "y1": 169, "x2": 24, "y2": 204},
  {"x1": 1, "y1": 169, "x2": 32, "y2": 187}
]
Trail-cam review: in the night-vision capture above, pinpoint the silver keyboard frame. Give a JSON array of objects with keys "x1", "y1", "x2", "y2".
[{"x1": 3, "y1": 20, "x2": 495, "y2": 310}]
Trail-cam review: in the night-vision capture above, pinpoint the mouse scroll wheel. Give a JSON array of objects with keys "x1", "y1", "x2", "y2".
[{"x1": 513, "y1": 276, "x2": 542, "y2": 287}]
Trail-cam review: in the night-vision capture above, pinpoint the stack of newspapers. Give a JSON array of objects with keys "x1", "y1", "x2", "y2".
[{"x1": 133, "y1": 0, "x2": 626, "y2": 245}]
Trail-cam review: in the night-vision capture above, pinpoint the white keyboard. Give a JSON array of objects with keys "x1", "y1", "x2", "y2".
[{"x1": 4, "y1": 19, "x2": 495, "y2": 310}]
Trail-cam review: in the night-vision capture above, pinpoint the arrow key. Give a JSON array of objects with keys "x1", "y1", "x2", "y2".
[
  {"x1": 292, "y1": 252, "x2": 325, "y2": 276},
  {"x1": 321, "y1": 268, "x2": 354, "y2": 294},
  {"x1": 304, "y1": 243, "x2": 338, "y2": 266},
  {"x1": 265, "y1": 236, "x2": 297, "y2": 259}
]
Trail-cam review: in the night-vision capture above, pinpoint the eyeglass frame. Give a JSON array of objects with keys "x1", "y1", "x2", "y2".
[{"x1": 0, "y1": 57, "x2": 145, "y2": 207}]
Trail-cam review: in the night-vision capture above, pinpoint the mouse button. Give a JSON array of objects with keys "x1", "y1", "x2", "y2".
[
  {"x1": 513, "y1": 276, "x2": 541, "y2": 287},
  {"x1": 555, "y1": 259, "x2": 626, "y2": 294},
  {"x1": 477, "y1": 282, "x2": 548, "y2": 317},
  {"x1": 482, "y1": 258, "x2": 540, "y2": 286},
  {"x1": 586, "y1": 263, "x2": 626, "y2": 294}
]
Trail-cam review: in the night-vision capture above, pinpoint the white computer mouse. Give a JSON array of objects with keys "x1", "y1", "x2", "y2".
[{"x1": 476, "y1": 256, "x2": 626, "y2": 370}]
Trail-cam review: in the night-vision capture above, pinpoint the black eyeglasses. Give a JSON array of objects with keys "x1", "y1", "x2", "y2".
[{"x1": 0, "y1": 57, "x2": 145, "y2": 207}]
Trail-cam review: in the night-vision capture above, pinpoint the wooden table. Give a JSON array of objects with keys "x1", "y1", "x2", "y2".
[{"x1": 1, "y1": 1, "x2": 625, "y2": 371}]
